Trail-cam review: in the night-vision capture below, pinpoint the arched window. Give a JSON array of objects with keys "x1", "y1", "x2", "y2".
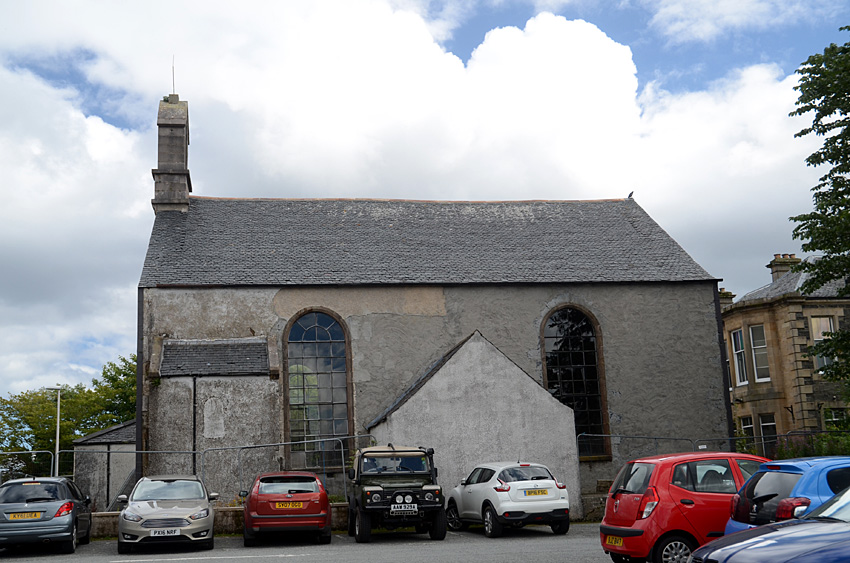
[
  {"x1": 543, "y1": 307, "x2": 608, "y2": 458},
  {"x1": 286, "y1": 311, "x2": 350, "y2": 468}
]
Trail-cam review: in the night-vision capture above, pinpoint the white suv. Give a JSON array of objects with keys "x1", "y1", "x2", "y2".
[{"x1": 445, "y1": 461, "x2": 570, "y2": 537}]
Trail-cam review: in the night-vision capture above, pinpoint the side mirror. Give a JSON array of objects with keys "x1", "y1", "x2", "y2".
[
  {"x1": 426, "y1": 448, "x2": 435, "y2": 455},
  {"x1": 347, "y1": 468, "x2": 355, "y2": 480},
  {"x1": 209, "y1": 492, "x2": 220, "y2": 501},
  {"x1": 84, "y1": 495, "x2": 91, "y2": 506},
  {"x1": 460, "y1": 479, "x2": 467, "y2": 486},
  {"x1": 239, "y1": 490, "x2": 248, "y2": 498},
  {"x1": 116, "y1": 494, "x2": 128, "y2": 504}
]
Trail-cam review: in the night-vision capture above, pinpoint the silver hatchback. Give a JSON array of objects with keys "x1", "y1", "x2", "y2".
[{"x1": 117, "y1": 475, "x2": 218, "y2": 553}]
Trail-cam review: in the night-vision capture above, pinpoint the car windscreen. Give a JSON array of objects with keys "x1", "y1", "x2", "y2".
[
  {"x1": 362, "y1": 455, "x2": 429, "y2": 473},
  {"x1": 742, "y1": 471, "x2": 802, "y2": 525},
  {"x1": 0, "y1": 482, "x2": 63, "y2": 503},
  {"x1": 259, "y1": 476, "x2": 318, "y2": 494},
  {"x1": 808, "y1": 485, "x2": 850, "y2": 522},
  {"x1": 131, "y1": 479, "x2": 206, "y2": 501},
  {"x1": 611, "y1": 462, "x2": 654, "y2": 495},
  {"x1": 498, "y1": 466, "x2": 553, "y2": 483}
]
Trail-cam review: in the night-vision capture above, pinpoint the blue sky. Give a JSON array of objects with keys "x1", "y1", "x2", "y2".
[{"x1": 0, "y1": 0, "x2": 847, "y2": 398}]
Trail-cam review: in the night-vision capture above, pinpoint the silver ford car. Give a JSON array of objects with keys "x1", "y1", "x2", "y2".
[{"x1": 117, "y1": 475, "x2": 218, "y2": 553}]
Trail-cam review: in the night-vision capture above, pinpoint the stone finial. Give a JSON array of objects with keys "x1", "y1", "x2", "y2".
[{"x1": 151, "y1": 94, "x2": 192, "y2": 213}]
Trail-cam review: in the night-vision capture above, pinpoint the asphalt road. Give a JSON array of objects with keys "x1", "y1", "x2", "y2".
[{"x1": 0, "y1": 522, "x2": 612, "y2": 562}]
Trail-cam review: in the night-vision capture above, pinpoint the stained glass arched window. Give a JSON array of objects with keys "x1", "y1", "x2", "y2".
[
  {"x1": 287, "y1": 311, "x2": 349, "y2": 467},
  {"x1": 543, "y1": 307, "x2": 608, "y2": 458}
]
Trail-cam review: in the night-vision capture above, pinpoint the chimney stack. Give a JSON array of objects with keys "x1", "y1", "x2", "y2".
[
  {"x1": 151, "y1": 94, "x2": 191, "y2": 213},
  {"x1": 766, "y1": 253, "x2": 801, "y2": 282},
  {"x1": 718, "y1": 287, "x2": 736, "y2": 309}
]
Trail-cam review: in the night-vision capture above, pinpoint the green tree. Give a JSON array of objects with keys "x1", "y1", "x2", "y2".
[
  {"x1": 0, "y1": 355, "x2": 136, "y2": 476},
  {"x1": 790, "y1": 26, "x2": 850, "y2": 384}
]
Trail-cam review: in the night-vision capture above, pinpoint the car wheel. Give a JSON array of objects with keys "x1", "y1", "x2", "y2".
[
  {"x1": 446, "y1": 501, "x2": 468, "y2": 531},
  {"x1": 59, "y1": 523, "x2": 77, "y2": 554},
  {"x1": 317, "y1": 524, "x2": 332, "y2": 544},
  {"x1": 551, "y1": 519, "x2": 570, "y2": 535},
  {"x1": 429, "y1": 508, "x2": 447, "y2": 540},
  {"x1": 117, "y1": 541, "x2": 131, "y2": 554},
  {"x1": 348, "y1": 508, "x2": 356, "y2": 536},
  {"x1": 483, "y1": 505, "x2": 503, "y2": 538},
  {"x1": 654, "y1": 535, "x2": 695, "y2": 563},
  {"x1": 354, "y1": 508, "x2": 371, "y2": 543},
  {"x1": 80, "y1": 519, "x2": 92, "y2": 545},
  {"x1": 243, "y1": 521, "x2": 257, "y2": 547}
]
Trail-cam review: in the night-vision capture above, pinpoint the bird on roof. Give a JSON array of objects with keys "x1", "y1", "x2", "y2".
[{"x1": 627, "y1": 191, "x2": 634, "y2": 198}]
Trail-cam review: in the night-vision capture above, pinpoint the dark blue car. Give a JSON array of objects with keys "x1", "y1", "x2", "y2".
[
  {"x1": 725, "y1": 456, "x2": 850, "y2": 535},
  {"x1": 691, "y1": 485, "x2": 850, "y2": 563}
]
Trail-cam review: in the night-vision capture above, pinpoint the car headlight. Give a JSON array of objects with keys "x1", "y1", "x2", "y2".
[
  {"x1": 189, "y1": 508, "x2": 210, "y2": 520},
  {"x1": 395, "y1": 494, "x2": 404, "y2": 504},
  {"x1": 122, "y1": 511, "x2": 142, "y2": 522},
  {"x1": 372, "y1": 494, "x2": 382, "y2": 503},
  {"x1": 425, "y1": 492, "x2": 434, "y2": 501},
  {"x1": 405, "y1": 494, "x2": 413, "y2": 503}
]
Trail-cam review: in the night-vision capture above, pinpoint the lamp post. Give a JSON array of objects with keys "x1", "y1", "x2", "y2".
[{"x1": 46, "y1": 386, "x2": 61, "y2": 477}]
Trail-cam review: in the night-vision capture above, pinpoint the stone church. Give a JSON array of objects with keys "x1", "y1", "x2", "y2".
[{"x1": 137, "y1": 95, "x2": 730, "y2": 515}]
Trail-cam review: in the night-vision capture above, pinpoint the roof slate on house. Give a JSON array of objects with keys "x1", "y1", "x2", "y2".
[
  {"x1": 738, "y1": 257, "x2": 847, "y2": 303},
  {"x1": 73, "y1": 420, "x2": 135, "y2": 445},
  {"x1": 159, "y1": 338, "x2": 270, "y2": 376},
  {"x1": 139, "y1": 197, "x2": 714, "y2": 287}
]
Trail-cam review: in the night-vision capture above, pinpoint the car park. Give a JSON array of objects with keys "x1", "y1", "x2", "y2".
[
  {"x1": 0, "y1": 476, "x2": 92, "y2": 553},
  {"x1": 240, "y1": 471, "x2": 332, "y2": 545},
  {"x1": 725, "y1": 455, "x2": 850, "y2": 535},
  {"x1": 347, "y1": 444, "x2": 446, "y2": 543},
  {"x1": 600, "y1": 451, "x2": 768, "y2": 563},
  {"x1": 445, "y1": 461, "x2": 570, "y2": 538},
  {"x1": 690, "y1": 483, "x2": 850, "y2": 563},
  {"x1": 117, "y1": 474, "x2": 218, "y2": 553}
]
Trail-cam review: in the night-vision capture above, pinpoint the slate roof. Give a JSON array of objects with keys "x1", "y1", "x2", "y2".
[
  {"x1": 738, "y1": 257, "x2": 847, "y2": 303},
  {"x1": 139, "y1": 197, "x2": 714, "y2": 287},
  {"x1": 159, "y1": 338, "x2": 270, "y2": 377},
  {"x1": 74, "y1": 420, "x2": 135, "y2": 445}
]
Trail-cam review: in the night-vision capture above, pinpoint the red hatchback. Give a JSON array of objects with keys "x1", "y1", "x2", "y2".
[
  {"x1": 241, "y1": 471, "x2": 332, "y2": 546},
  {"x1": 600, "y1": 452, "x2": 768, "y2": 563}
]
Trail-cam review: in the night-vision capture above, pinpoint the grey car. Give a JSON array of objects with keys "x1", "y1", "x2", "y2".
[
  {"x1": 117, "y1": 474, "x2": 218, "y2": 553},
  {"x1": 0, "y1": 476, "x2": 92, "y2": 553}
]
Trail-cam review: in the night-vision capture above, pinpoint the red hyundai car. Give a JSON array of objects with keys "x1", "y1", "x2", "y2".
[
  {"x1": 600, "y1": 451, "x2": 768, "y2": 563},
  {"x1": 241, "y1": 471, "x2": 332, "y2": 546}
]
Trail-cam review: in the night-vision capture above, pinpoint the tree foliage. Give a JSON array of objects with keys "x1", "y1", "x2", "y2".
[
  {"x1": 790, "y1": 26, "x2": 850, "y2": 383},
  {"x1": 0, "y1": 354, "x2": 136, "y2": 476}
]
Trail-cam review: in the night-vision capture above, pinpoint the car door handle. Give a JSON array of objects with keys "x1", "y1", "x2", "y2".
[{"x1": 680, "y1": 499, "x2": 694, "y2": 505}]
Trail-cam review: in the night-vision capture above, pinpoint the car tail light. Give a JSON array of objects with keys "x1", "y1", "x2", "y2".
[
  {"x1": 317, "y1": 479, "x2": 326, "y2": 492},
  {"x1": 730, "y1": 493, "x2": 751, "y2": 522},
  {"x1": 494, "y1": 479, "x2": 510, "y2": 493},
  {"x1": 776, "y1": 497, "x2": 811, "y2": 520},
  {"x1": 556, "y1": 482, "x2": 566, "y2": 490},
  {"x1": 54, "y1": 502, "x2": 73, "y2": 518},
  {"x1": 637, "y1": 486, "x2": 659, "y2": 519}
]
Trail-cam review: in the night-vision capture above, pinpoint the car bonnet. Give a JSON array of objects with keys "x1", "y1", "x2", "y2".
[
  {"x1": 126, "y1": 499, "x2": 210, "y2": 517},
  {"x1": 694, "y1": 520, "x2": 850, "y2": 563}
]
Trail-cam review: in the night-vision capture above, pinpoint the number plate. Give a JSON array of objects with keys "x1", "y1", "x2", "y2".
[
  {"x1": 275, "y1": 501, "x2": 303, "y2": 509},
  {"x1": 606, "y1": 535, "x2": 624, "y2": 547},
  {"x1": 9, "y1": 512, "x2": 41, "y2": 520},
  {"x1": 390, "y1": 503, "x2": 418, "y2": 515},
  {"x1": 151, "y1": 528, "x2": 180, "y2": 537},
  {"x1": 524, "y1": 489, "x2": 548, "y2": 496}
]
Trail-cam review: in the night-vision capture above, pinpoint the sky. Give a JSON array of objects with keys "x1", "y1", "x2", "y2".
[{"x1": 0, "y1": 0, "x2": 847, "y2": 399}]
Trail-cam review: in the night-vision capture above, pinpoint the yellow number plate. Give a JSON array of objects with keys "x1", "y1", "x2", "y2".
[
  {"x1": 524, "y1": 489, "x2": 548, "y2": 496},
  {"x1": 10, "y1": 512, "x2": 41, "y2": 520},
  {"x1": 606, "y1": 535, "x2": 624, "y2": 547},
  {"x1": 275, "y1": 501, "x2": 303, "y2": 509}
]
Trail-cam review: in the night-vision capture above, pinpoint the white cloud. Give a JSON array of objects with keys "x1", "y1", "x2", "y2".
[
  {"x1": 0, "y1": 1, "x2": 828, "y2": 398},
  {"x1": 644, "y1": 0, "x2": 842, "y2": 43}
]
